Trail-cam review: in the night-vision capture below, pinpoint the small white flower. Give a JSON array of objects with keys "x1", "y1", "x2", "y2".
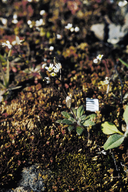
[
  {"x1": 93, "y1": 58, "x2": 98, "y2": 64},
  {"x1": 1, "y1": 42, "x2": 6, "y2": 46},
  {"x1": 2, "y1": 0, "x2": 7, "y2": 2},
  {"x1": 50, "y1": 72, "x2": 57, "y2": 77},
  {"x1": 75, "y1": 26, "x2": 79, "y2": 32},
  {"x1": 12, "y1": 13, "x2": 18, "y2": 24},
  {"x1": 35, "y1": 19, "x2": 44, "y2": 27},
  {"x1": 49, "y1": 46, "x2": 54, "y2": 51},
  {"x1": 118, "y1": 0, "x2": 127, "y2": 7},
  {"x1": 45, "y1": 77, "x2": 50, "y2": 84},
  {"x1": 12, "y1": 36, "x2": 24, "y2": 45},
  {"x1": 6, "y1": 41, "x2": 12, "y2": 48},
  {"x1": 27, "y1": 20, "x2": 33, "y2": 28},
  {"x1": 53, "y1": 63, "x2": 62, "y2": 73},
  {"x1": 57, "y1": 34, "x2": 62, "y2": 39},
  {"x1": 53, "y1": 67, "x2": 60, "y2": 73},
  {"x1": 12, "y1": 19, "x2": 18, "y2": 24},
  {"x1": 2, "y1": 41, "x2": 12, "y2": 49},
  {"x1": 45, "y1": 63, "x2": 54, "y2": 72},
  {"x1": 0, "y1": 18, "x2": 7, "y2": 25},
  {"x1": 40, "y1": 10, "x2": 45, "y2": 15},
  {"x1": 27, "y1": 20, "x2": 32, "y2": 25},
  {"x1": 70, "y1": 27, "x2": 74, "y2": 32},
  {"x1": 65, "y1": 23, "x2": 73, "y2": 30},
  {"x1": 97, "y1": 54, "x2": 103, "y2": 61},
  {"x1": 104, "y1": 77, "x2": 109, "y2": 85},
  {"x1": 55, "y1": 63, "x2": 62, "y2": 70},
  {"x1": 13, "y1": 13, "x2": 17, "y2": 20}
]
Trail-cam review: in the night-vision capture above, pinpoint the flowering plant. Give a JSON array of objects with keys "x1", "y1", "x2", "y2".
[
  {"x1": 43, "y1": 61, "x2": 62, "y2": 77},
  {"x1": 93, "y1": 54, "x2": 103, "y2": 64}
]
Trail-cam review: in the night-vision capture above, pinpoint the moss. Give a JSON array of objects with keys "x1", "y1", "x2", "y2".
[
  {"x1": 46, "y1": 152, "x2": 103, "y2": 191},
  {"x1": 45, "y1": 150, "x2": 128, "y2": 191}
]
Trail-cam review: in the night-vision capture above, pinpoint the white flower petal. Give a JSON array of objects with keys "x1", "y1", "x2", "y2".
[
  {"x1": 75, "y1": 26, "x2": 79, "y2": 32},
  {"x1": 40, "y1": 10, "x2": 45, "y2": 15},
  {"x1": 93, "y1": 58, "x2": 98, "y2": 63},
  {"x1": 42, "y1": 63, "x2": 47, "y2": 68},
  {"x1": 49, "y1": 46, "x2": 54, "y2": 51},
  {"x1": 54, "y1": 67, "x2": 60, "y2": 73}
]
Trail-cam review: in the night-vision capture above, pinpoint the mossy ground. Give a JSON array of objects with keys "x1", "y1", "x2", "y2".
[{"x1": 0, "y1": 0, "x2": 128, "y2": 191}]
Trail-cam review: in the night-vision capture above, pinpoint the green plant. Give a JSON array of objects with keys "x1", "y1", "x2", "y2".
[
  {"x1": 118, "y1": 58, "x2": 128, "y2": 68},
  {"x1": 0, "y1": 51, "x2": 10, "y2": 89},
  {"x1": 56, "y1": 105, "x2": 96, "y2": 135},
  {"x1": 101, "y1": 105, "x2": 128, "y2": 150},
  {"x1": 0, "y1": 51, "x2": 21, "y2": 102}
]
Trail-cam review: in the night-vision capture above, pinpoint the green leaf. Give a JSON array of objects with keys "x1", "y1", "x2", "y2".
[
  {"x1": 6, "y1": 50, "x2": 11, "y2": 85},
  {"x1": 68, "y1": 116, "x2": 76, "y2": 123},
  {"x1": 68, "y1": 126, "x2": 75, "y2": 132},
  {"x1": 56, "y1": 119, "x2": 62, "y2": 124},
  {"x1": 77, "y1": 105, "x2": 84, "y2": 118},
  {"x1": 61, "y1": 111, "x2": 72, "y2": 119},
  {"x1": 61, "y1": 111, "x2": 75, "y2": 123},
  {"x1": 83, "y1": 120, "x2": 95, "y2": 126},
  {"x1": 83, "y1": 114, "x2": 96, "y2": 127},
  {"x1": 80, "y1": 115, "x2": 87, "y2": 121},
  {"x1": 119, "y1": 58, "x2": 128, "y2": 68},
  {"x1": 0, "y1": 82, "x2": 6, "y2": 89},
  {"x1": 103, "y1": 134, "x2": 124, "y2": 150},
  {"x1": 101, "y1": 122, "x2": 123, "y2": 135},
  {"x1": 0, "y1": 54, "x2": 6, "y2": 64},
  {"x1": 8, "y1": 86, "x2": 22, "y2": 90},
  {"x1": 61, "y1": 119, "x2": 74, "y2": 125},
  {"x1": 71, "y1": 107, "x2": 77, "y2": 116},
  {"x1": 0, "y1": 61, "x2": 7, "y2": 87},
  {"x1": 123, "y1": 105, "x2": 128, "y2": 125},
  {"x1": 76, "y1": 126, "x2": 84, "y2": 135}
]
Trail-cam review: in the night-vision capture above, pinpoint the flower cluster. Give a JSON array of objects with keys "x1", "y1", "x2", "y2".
[
  {"x1": 42, "y1": 62, "x2": 62, "y2": 83},
  {"x1": 65, "y1": 23, "x2": 80, "y2": 32},
  {"x1": 2, "y1": 36, "x2": 24, "y2": 49},
  {"x1": 93, "y1": 54, "x2": 103, "y2": 64}
]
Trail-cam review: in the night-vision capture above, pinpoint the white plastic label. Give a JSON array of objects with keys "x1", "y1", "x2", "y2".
[{"x1": 86, "y1": 98, "x2": 99, "y2": 112}]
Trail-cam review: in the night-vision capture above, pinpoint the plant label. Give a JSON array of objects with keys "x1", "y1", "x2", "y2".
[{"x1": 86, "y1": 98, "x2": 99, "y2": 112}]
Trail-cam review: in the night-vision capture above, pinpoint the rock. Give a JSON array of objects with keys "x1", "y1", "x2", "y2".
[
  {"x1": 90, "y1": 9, "x2": 128, "y2": 44},
  {"x1": 0, "y1": 164, "x2": 52, "y2": 192},
  {"x1": 18, "y1": 164, "x2": 46, "y2": 192},
  {"x1": 90, "y1": 23, "x2": 105, "y2": 41},
  {"x1": 107, "y1": 23, "x2": 124, "y2": 44}
]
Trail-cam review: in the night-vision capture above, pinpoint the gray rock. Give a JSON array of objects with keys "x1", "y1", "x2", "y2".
[{"x1": 19, "y1": 164, "x2": 45, "y2": 192}]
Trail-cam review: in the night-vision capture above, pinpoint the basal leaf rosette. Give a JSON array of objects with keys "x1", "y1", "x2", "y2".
[{"x1": 56, "y1": 105, "x2": 96, "y2": 135}]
